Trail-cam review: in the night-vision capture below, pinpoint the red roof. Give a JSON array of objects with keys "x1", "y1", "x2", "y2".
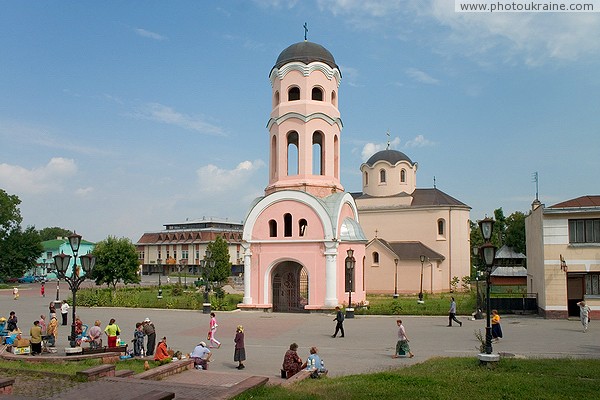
[{"x1": 549, "y1": 195, "x2": 600, "y2": 208}]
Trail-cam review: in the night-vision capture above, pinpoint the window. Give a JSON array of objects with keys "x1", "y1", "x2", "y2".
[
  {"x1": 312, "y1": 131, "x2": 323, "y2": 175},
  {"x1": 138, "y1": 251, "x2": 144, "y2": 260},
  {"x1": 273, "y1": 91, "x2": 280, "y2": 107},
  {"x1": 299, "y1": 219, "x2": 307, "y2": 237},
  {"x1": 401, "y1": 169, "x2": 406, "y2": 183},
  {"x1": 379, "y1": 169, "x2": 386, "y2": 183},
  {"x1": 364, "y1": 171, "x2": 369, "y2": 186},
  {"x1": 331, "y1": 91, "x2": 337, "y2": 106},
  {"x1": 288, "y1": 87, "x2": 300, "y2": 101},
  {"x1": 569, "y1": 219, "x2": 600, "y2": 243},
  {"x1": 269, "y1": 219, "x2": 277, "y2": 237},
  {"x1": 287, "y1": 131, "x2": 299, "y2": 176},
  {"x1": 438, "y1": 219, "x2": 445, "y2": 236},
  {"x1": 372, "y1": 252, "x2": 379, "y2": 264},
  {"x1": 586, "y1": 273, "x2": 600, "y2": 295},
  {"x1": 182, "y1": 250, "x2": 189, "y2": 259},
  {"x1": 284, "y1": 213, "x2": 292, "y2": 237},
  {"x1": 311, "y1": 87, "x2": 323, "y2": 101}
]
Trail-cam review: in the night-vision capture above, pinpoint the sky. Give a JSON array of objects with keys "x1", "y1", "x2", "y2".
[{"x1": 1, "y1": 0, "x2": 599, "y2": 243}]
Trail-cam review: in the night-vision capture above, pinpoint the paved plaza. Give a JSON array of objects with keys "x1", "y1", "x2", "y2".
[{"x1": 2, "y1": 282, "x2": 599, "y2": 381}]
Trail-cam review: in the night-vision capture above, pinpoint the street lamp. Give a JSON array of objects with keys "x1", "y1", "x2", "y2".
[
  {"x1": 472, "y1": 246, "x2": 483, "y2": 319},
  {"x1": 478, "y1": 217, "x2": 497, "y2": 355},
  {"x1": 182, "y1": 259, "x2": 188, "y2": 288},
  {"x1": 200, "y1": 250, "x2": 215, "y2": 314},
  {"x1": 345, "y1": 249, "x2": 355, "y2": 319},
  {"x1": 157, "y1": 259, "x2": 163, "y2": 299},
  {"x1": 418, "y1": 255, "x2": 426, "y2": 303},
  {"x1": 53, "y1": 232, "x2": 95, "y2": 348},
  {"x1": 393, "y1": 258, "x2": 399, "y2": 299}
]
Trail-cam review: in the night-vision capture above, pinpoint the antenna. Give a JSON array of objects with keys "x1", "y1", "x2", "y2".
[{"x1": 532, "y1": 172, "x2": 539, "y2": 201}]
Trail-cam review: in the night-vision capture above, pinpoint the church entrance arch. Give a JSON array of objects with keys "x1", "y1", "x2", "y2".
[{"x1": 272, "y1": 261, "x2": 308, "y2": 313}]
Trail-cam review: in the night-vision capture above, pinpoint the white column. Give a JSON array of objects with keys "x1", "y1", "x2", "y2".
[
  {"x1": 242, "y1": 243, "x2": 252, "y2": 304},
  {"x1": 324, "y1": 241, "x2": 338, "y2": 308}
]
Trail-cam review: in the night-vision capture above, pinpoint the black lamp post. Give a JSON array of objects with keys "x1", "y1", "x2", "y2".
[
  {"x1": 418, "y1": 255, "x2": 426, "y2": 303},
  {"x1": 478, "y1": 217, "x2": 497, "y2": 355},
  {"x1": 393, "y1": 258, "x2": 399, "y2": 299},
  {"x1": 345, "y1": 249, "x2": 355, "y2": 319},
  {"x1": 157, "y1": 259, "x2": 163, "y2": 299},
  {"x1": 201, "y1": 250, "x2": 215, "y2": 314},
  {"x1": 472, "y1": 246, "x2": 483, "y2": 319},
  {"x1": 181, "y1": 259, "x2": 188, "y2": 288},
  {"x1": 53, "y1": 232, "x2": 95, "y2": 348}
]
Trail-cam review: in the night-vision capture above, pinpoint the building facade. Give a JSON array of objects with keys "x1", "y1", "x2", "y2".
[
  {"x1": 136, "y1": 218, "x2": 244, "y2": 277},
  {"x1": 352, "y1": 149, "x2": 472, "y2": 294},
  {"x1": 241, "y1": 40, "x2": 367, "y2": 312},
  {"x1": 526, "y1": 196, "x2": 600, "y2": 318},
  {"x1": 36, "y1": 238, "x2": 96, "y2": 280}
]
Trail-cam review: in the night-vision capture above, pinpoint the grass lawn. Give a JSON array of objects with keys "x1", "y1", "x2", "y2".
[
  {"x1": 0, "y1": 358, "x2": 161, "y2": 376},
  {"x1": 359, "y1": 293, "x2": 476, "y2": 316},
  {"x1": 235, "y1": 357, "x2": 600, "y2": 400}
]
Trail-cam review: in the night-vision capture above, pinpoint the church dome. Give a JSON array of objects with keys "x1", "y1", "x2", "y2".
[
  {"x1": 365, "y1": 149, "x2": 414, "y2": 167},
  {"x1": 273, "y1": 41, "x2": 339, "y2": 71}
]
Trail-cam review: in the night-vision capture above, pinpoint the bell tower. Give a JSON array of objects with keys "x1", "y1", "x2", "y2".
[{"x1": 265, "y1": 41, "x2": 344, "y2": 198}]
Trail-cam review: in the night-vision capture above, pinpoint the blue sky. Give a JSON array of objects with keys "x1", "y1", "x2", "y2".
[{"x1": 1, "y1": 1, "x2": 599, "y2": 243}]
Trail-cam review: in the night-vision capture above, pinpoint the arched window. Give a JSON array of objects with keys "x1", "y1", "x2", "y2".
[
  {"x1": 311, "y1": 87, "x2": 323, "y2": 101},
  {"x1": 379, "y1": 169, "x2": 386, "y2": 183},
  {"x1": 364, "y1": 171, "x2": 369, "y2": 186},
  {"x1": 331, "y1": 91, "x2": 337, "y2": 107},
  {"x1": 312, "y1": 131, "x2": 323, "y2": 175},
  {"x1": 373, "y1": 252, "x2": 379, "y2": 264},
  {"x1": 270, "y1": 135, "x2": 277, "y2": 179},
  {"x1": 400, "y1": 169, "x2": 406, "y2": 183},
  {"x1": 288, "y1": 87, "x2": 300, "y2": 101},
  {"x1": 273, "y1": 91, "x2": 280, "y2": 108},
  {"x1": 284, "y1": 213, "x2": 292, "y2": 237},
  {"x1": 287, "y1": 131, "x2": 299, "y2": 176},
  {"x1": 334, "y1": 135, "x2": 339, "y2": 179},
  {"x1": 299, "y1": 219, "x2": 308, "y2": 237},
  {"x1": 269, "y1": 220, "x2": 277, "y2": 237},
  {"x1": 438, "y1": 219, "x2": 445, "y2": 236}
]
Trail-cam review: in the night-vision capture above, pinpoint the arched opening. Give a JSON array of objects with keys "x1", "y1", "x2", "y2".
[
  {"x1": 438, "y1": 219, "x2": 446, "y2": 237},
  {"x1": 284, "y1": 213, "x2": 292, "y2": 237},
  {"x1": 364, "y1": 171, "x2": 369, "y2": 186},
  {"x1": 331, "y1": 91, "x2": 337, "y2": 107},
  {"x1": 372, "y1": 252, "x2": 379, "y2": 264},
  {"x1": 287, "y1": 131, "x2": 299, "y2": 176},
  {"x1": 312, "y1": 131, "x2": 324, "y2": 175},
  {"x1": 400, "y1": 169, "x2": 406, "y2": 183},
  {"x1": 273, "y1": 91, "x2": 280, "y2": 108},
  {"x1": 288, "y1": 87, "x2": 300, "y2": 101},
  {"x1": 311, "y1": 87, "x2": 323, "y2": 101},
  {"x1": 379, "y1": 169, "x2": 386, "y2": 183},
  {"x1": 299, "y1": 219, "x2": 308, "y2": 237},
  {"x1": 272, "y1": 261, "x2": 309, "y2": 312},
  {"x1": 334, "y1": 135, "x2": 339, "y2": 179},
  {"x1": 269, "y1": 219, "x2": 277, "y2": 237},
  {"x1": 270, "y1": 135, "x2": 277, "y2": 180}
]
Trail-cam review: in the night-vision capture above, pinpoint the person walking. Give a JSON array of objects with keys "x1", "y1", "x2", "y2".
[
  {"x1": 491, "y1": 309, "x2": 503, "y2": 341},
  {"x1": 40, "y1": 283, "x2": 45, "y2": 297},
  {"x1": 13, "y1": 287, "x2": 19, "y2": 300},
  {"x1": 448, "y1": 297, "x2": 462, "y2": 327},
  {"x1": 331, "y1": 306, "x2": 345, "y2": 338},
  {"x1": 60, "y1": 300, "x2": 70, "y2": 326},
  {"x1": 577, "y1": 300, "x2": 591, "y2": 333},
  {"x1": 143, "y1": 317, "x2": 156, "y2": 356},
  {"x1": 209, "y1": 312, "x2": 221, "y2": 348},
  {"x1": 234, "y1": 325, "x2": 246, "y2": 369},
  {"x1": 393, "y1": 319, "x2": 414, "y2": 358}
]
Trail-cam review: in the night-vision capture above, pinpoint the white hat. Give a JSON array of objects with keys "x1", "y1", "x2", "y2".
[
  {"x1": 199, "y1": 341, "x2": 206, "y2": 347},
  {"x1": 144, "y1": 318, "x2": 151, "y2": 322}
]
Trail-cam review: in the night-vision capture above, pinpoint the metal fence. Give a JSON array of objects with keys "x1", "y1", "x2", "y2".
[{"x1": 489, "y1": 293, "x2": 538, "y2": 314}]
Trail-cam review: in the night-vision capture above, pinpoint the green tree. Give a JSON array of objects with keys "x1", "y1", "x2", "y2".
[
  {"x1": 206, "y1": 236, "x2": 231, "y2": 284},
  {"x1": 38, "y1": 227, "x2": 73, "y2": 241},
  {"x1": 505, "y1": 211, "x2": 527, "y2": 254},
  {"x1": 0, "y1": 190, "x2": 43, "y2": 279},
  {"x1": 91, "y1": 236, "x2": 140, "y2": 289}
]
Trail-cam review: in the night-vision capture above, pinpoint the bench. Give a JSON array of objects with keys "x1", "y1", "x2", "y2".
[
  {"x1": 281, "y1": 369, "x2": 312, "y2": 386},
  {"x1": 76, "y1": 364, "x2": 116, "y2": 381},
  {"x1": 114, "y1": 369, "x2": 135, "y2": 378},
  {"x1": 134, "y1": 359, "x2": 194, "y2": 380},
  {"x1": 82, "y1": 344, "x2": 127, "y2": 355},
  {"x1": 0, "y1": 377, "x2": 15, "y2": 395},
  {"x1": 131, "y1": 390, "x2": 175, "y2": 400}
]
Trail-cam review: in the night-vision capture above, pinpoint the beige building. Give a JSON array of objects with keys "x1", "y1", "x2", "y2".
[
  {"x1": 352, "y1": 149, "x2": 472, "y2": 294},
  {"x1": 526, "y1": 195, "x2": 600, "y2": 318},
  {"x1": 136, "y1": 218, "x2": 244, "y2": 277}
]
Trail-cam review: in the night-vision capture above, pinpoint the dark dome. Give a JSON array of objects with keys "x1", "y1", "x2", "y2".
[
  {"x1": 365, "y1": 149, "x2": 414, "y2": 166},
  {"x1": 272, "y1": 41, "x2": 339, "y2": 72}
]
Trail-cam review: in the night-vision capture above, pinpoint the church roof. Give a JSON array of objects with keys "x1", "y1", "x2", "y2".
[
  {"x1": 364, "y1": 149, "x2": 413, "y2": 167},
  {"x1": 373, "y1": 238, "x2": 445, "y2": 261},
  {"x1": 273, "y1": 41, "x2": 339, "y2": 72},
  {"x1": 495, "y1": 245, "x2": 526, "y2": 259},
  {"x1": 549, "y1": 195, "x2": 600, "y2": 208},
  {"x1": 351, "y1": 188, "x2": 470, "y2": 208}
]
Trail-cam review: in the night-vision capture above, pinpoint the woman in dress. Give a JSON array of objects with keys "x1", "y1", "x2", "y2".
[
  {"x1": 133, "y1": 322, "x2": 145, "y2": 356},
  {"x1": 282, "y1": 343, "x2": 303, "y2": 378},
  {"x1": 491, "y1": 309, "x2": 503, "y2": 342},
  {"x1": 393, "y1": 319, "x2": 414, "y2": 358},
  {"x1": 234, "y1": 325, "x2": 246, "y2": 369}
]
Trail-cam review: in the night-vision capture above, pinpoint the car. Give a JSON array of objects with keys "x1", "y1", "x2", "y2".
[
  {"x1": 18, "y1": 276, "x2": 36, "y2": 284},
  {"x1": 5, "y1": 277, "x2": 19, "y2": 283}
]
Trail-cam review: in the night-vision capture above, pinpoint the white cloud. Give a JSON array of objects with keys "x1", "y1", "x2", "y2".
[
  {"x1": 404, "y1": 134, "x2": 434, "y2": 147},
  {"x1": 339, "y1": 65, "x2": 361, "y2": 87},
  {"x1": 406, "y1": 68, "x2": 440, "y2": 84},
  {"x1": 75, "y1": 187, "x2": 95, "y2": 197},
  {"x1": 361, "y1": 137, "x2": 401, "y2": 161},
  {"x1": 196, "y1": 160, "x2": 266, "y2": 192},
  {"x1": 134, "y1": 103, "x2": 225, "y2": 136},
  {"x1": 0, "y1": 158, "x2": 77, "y2": 194},
  {"x1": 134, "y1": 28, "x2": 166, "y2": 41}
]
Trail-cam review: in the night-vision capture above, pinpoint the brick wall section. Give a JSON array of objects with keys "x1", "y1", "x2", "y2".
[
  {"x1": 0, "y1": 378, "x2": 15, "y2": 395},
  {"x1": 134, "y1": 360, "x2": 194, "y2": 381},
  {"x1": 76, "y1": 364, "x2": 116, "y2": 381}
]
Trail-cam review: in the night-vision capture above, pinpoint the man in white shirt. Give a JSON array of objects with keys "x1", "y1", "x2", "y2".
[
  {"x1": 60, "y1": 301, "x2": 70, "y2": 326},
  {"x1": 190, "y1": 341, "x2": 211, "y2": 370}
]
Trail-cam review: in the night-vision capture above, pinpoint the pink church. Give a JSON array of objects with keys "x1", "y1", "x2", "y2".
[{"x1": 240, "y1": 40, "x2": 367, "y2": 312}]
